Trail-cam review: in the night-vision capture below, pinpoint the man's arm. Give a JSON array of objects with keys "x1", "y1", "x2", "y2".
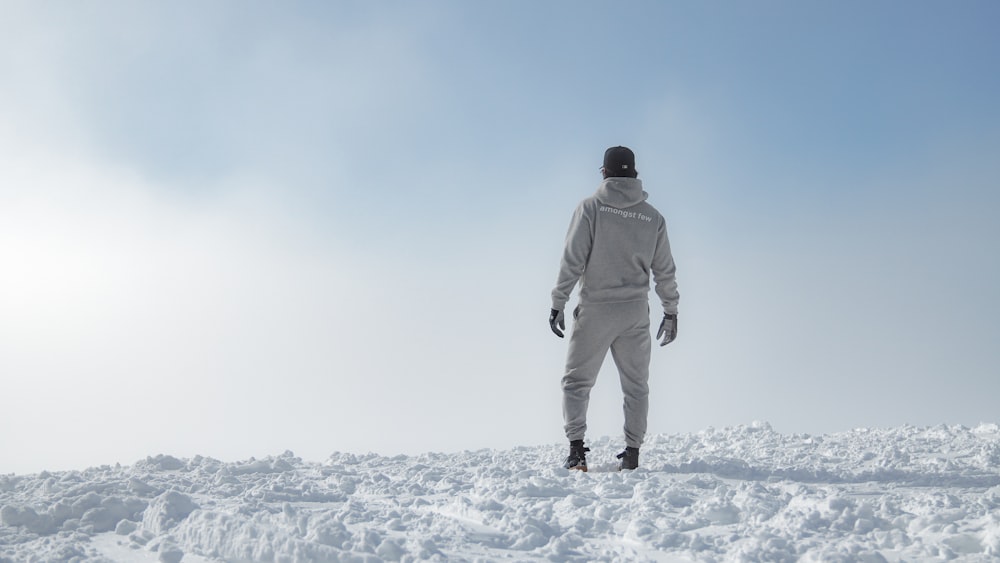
[
  {"x1": 651, "y1": 217, "x2": 679, "y2": 315},
  {"x1": 551, "y1": 201, "x2": 594, "y2": 312}
]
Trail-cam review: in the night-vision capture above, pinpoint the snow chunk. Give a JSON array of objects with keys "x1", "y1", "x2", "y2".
[
  {"x1": 142, "y1": 491, "x2": 199, "y2": 535},
  {"x1": 974, "y1": 423, "x2": 1000, "y2": 435},
  {"x1": 115, "y1": 518, "x2": 138, "y2": 535},
  {"x1": 1, "y1": 504, "x2": 55, "y2": 534},
  {"x1": 228, "y1": 456, "x2": 296, "y2": 475},
  {"x1": 79, "y1": 496, "x2": 143, "y2": 533},
  {"x1": 158, "y1": 543, "x2": 185, "y2": 563},
  {"x1": 140, "y1": 455, "x2": 186, "y2": 471},
  {"x1": 375, "y1": 538, "x2": 406, "y2": 561}
]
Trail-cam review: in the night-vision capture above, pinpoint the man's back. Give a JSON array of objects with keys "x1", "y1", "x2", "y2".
[{"x1": 551, "y1": 177, "x2": 678, "y2": 314}]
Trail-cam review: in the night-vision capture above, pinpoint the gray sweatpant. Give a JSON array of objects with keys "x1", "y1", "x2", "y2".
[{"x1": 562, "y1": 300, "x2": 651, "y2": 449}]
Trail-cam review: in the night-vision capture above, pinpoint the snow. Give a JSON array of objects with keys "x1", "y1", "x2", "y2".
[{"x1": 3, "y1": 423, "x2": 1000, "y2": 562}]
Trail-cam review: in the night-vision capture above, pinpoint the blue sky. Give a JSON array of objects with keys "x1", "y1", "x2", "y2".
[{"x1": 2, "y1": 1, "x2": 999, "y2": 474}]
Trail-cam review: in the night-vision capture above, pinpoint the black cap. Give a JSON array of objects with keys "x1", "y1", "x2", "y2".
[{"x1": 602, "y1": 146, "x2": 636, "y2": 178}]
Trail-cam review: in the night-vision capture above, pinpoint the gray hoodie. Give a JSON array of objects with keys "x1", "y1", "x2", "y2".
[{"x1": 551, "y1": 177, "x2": 679, "y2": 314}]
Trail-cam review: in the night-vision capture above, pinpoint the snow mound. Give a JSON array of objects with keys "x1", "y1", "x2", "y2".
[{"x1": 2, "y1": 424, "x2": 1000, "y2": 562}]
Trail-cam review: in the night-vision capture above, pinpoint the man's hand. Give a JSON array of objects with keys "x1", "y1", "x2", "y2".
[
  {"x1": 657, "y1": 313, "x2": 677, "y2": 346},
  {"x1": 549, "y1": 309, "x2": 566, "y2": 338}
]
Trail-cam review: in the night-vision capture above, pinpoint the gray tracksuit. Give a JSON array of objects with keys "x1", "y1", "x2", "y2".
[{"x1": 552, "y1": 177, "x2": 679, "y2": 448}]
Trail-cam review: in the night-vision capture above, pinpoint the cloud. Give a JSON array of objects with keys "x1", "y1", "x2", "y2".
[
  {"x1": 0, "y1": 2, "x2": 442, "y2": 190},
  {"x1": 0, "y1": 142, "x2": 381, "y2": 469},
  {"x1": 0, "y1": 4, "x2": 575, "y2": 473},
  {"x1": 0, "y1": 130, "x2": 575, "y2": 473}
]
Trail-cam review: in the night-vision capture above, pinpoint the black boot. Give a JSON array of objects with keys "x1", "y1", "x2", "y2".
[
  {"x1": 563, "y1": 440, "x2": 590, "y2": 472},
  {"x1": 616, "y1": 446, "x2": 639, "y2": 471}
]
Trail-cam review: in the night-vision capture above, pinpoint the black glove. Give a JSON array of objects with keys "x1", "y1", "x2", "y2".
[
  {"x1": 549, "y1": 309, "x2": 565, "y2": 338},
  {"x1": 657, "y1": 313, "x2": 677, "y2": 346}
]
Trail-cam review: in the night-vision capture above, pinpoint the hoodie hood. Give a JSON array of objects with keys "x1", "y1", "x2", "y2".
[{"x1": 595, "y1": 177, "x2": 647, "y2": 208}]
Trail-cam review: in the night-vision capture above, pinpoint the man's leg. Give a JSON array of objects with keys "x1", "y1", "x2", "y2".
[
  {"x1": 610, "y1": 301, "x2": 652, "y2": 449},
  {"x1": 562, "y1": 305, "x2": 616, "y2": 442}
]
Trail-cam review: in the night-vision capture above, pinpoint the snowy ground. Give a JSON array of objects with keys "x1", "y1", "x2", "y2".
[{"x1": 3, "y1": 422, "x2": 1000, "y2": 562}]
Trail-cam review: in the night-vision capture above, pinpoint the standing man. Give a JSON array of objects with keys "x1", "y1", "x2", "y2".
[{"x1": 549, "y1": 146, "x2": 679, "y2": 471}]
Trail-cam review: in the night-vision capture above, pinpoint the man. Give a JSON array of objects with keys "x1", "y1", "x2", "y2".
[{"x1": 549, "y1": 146, "x2": 679, "y2": 472}]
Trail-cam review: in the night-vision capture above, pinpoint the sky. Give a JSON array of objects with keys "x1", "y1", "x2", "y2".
[{"x1": 1, "y1": 1, "x2": 999, "y2": 475}]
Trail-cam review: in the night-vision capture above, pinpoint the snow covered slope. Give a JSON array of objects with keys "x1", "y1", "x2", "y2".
[{"x1": 3, "y1": 423, "x2": 1000, "y2": 562}]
